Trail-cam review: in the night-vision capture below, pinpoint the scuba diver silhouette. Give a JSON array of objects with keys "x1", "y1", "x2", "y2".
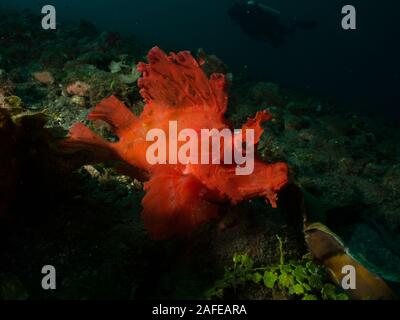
[{"x1": 228, "y1": 1, "x2": 317, "y2": 47}]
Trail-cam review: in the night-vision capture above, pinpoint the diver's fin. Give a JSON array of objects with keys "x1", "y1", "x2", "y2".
[
  {"x1": 294, "y1": 20, "x2": 318, "y2": 30},
  {"x1": 256, "y1": 3, "x2": 281, "y2": 16},
  {"x1": 137, "y1": 47, "x2": 228, "y2": 114},
  {"x1": 87, "y1": 95, "x2": 138, "y2": 136}
]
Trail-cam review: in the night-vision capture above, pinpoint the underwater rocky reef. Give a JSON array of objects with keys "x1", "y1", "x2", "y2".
[{"x1": 0, "y1": 9, "x2": 399, "y2": 300}]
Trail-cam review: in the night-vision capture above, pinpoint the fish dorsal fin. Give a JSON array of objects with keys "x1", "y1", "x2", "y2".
[{"x1": 137, "y1": 47, "x2": 227, "y2": 114}]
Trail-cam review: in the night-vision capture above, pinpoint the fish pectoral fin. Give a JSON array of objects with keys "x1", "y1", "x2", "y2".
[
  {"x1": 241, "y1": 110, "x2": 272, "y2": 144},
  {"x1": 87, "y1": 95, "x2": 138, "y2": 136}
]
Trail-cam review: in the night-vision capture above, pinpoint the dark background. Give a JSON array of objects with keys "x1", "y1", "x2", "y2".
[{"x1": 3, "y1": 0, "x2": 400, "y2": 123}]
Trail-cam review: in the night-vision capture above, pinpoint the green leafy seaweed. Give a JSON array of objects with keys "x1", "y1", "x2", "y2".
[{"x1": 205, "y1": 235, "x2": 349, "y2": 300}]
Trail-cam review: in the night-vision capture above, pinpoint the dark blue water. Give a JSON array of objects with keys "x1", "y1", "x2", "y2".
[{"x1": 5, "y1": 0, "x2": 400, "y2": 122}]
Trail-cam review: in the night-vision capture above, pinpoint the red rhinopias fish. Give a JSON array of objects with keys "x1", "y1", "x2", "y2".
[{"x1": 62, "y1": 47, "x2": 288, "y2": 240}]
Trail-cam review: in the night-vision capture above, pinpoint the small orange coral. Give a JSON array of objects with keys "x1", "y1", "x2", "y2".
[
  {"x1": 62, "y1": 47, "x2": 288, "y2": 240},
  {"x1": 66, "y1": 81, "x2": 90, "y2": 97},
  {"x1": 33, "y1": 71, "x2": 55, "y2": 85}
]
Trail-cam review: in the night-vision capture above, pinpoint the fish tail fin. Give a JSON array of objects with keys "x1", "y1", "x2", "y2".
[{"x1": 61, "y1": 123, "x2": 117, "y2": 160}]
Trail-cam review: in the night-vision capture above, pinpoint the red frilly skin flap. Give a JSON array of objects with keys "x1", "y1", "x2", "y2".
[
  {"x1": 137, "y1": 47, "x2": 228, "y2": 115},
  {"x1": 142, "y1": 168, "x2": 219, "y2": 240},
  {"x1": 61, "y1": 46, "x2": 289, "y2": 240}
]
